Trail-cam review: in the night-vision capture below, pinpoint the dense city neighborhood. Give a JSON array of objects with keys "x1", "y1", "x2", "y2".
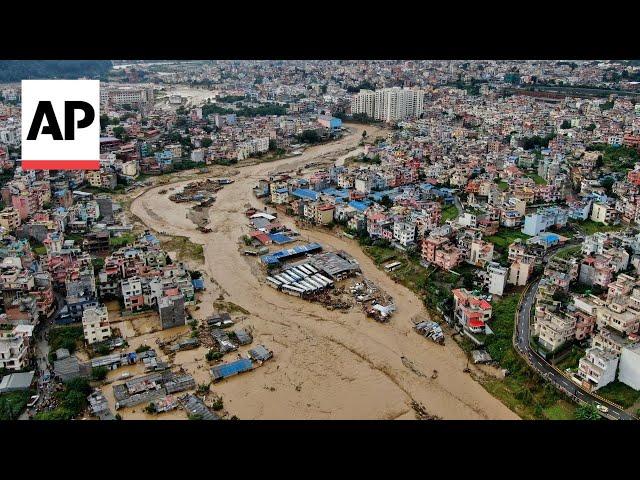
[{"x1": 2, "y1": 60, "x2": 640, "y2": 421}]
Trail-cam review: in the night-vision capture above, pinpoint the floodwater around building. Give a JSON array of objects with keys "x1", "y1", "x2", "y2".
[{"x1": 130, "y1": 123, "x2": 519, "y2": 420}]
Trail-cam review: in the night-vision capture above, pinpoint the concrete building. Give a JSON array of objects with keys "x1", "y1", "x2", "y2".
[
  {"x1": 351, "y1": 87, "x2": 425, "y2": 123},
  {"x1": 82, "y1": 305, "x2": 111, "y2": 345},
  {"x1": 595, "y1": 299, "x2": 640, "y2": 336},
  {"x1": 508, "y1": 260, "x2": 534, "y2": 286},
  {"x1": 522, "y1": 207, "x2": 568, "y2": 236},
  {"x1": 452, "y1": 288, "x2": 492, "y2": 334},
  {"x1": 100, "y1": 85, "x2": 154, "y2": 108},
  {"x1": 121, "y1": 277, "x2": 144, "y2": 312},
  {"x1": 158, "y1": 294, "x2": 186, "y2": 330},
  {"x1": 469, "y1": 239, "x2": 494, "y2": 267},
  {"x1": 0, "y1": 325, "x2": 31, "y2": 371},
  {"x1": 484, "y1": 262, "x2": 508, "y2": 296},
  {"x1": 578, "y1": 346, "x2": 619, "y2": 391},
  {"x1": 618, "y1": 344, "x2": 640, "y2": 391},
  {"x1": 393, "y1": 220, "x2": 416, "y2": 247},
  {"x1": 591, "y1": 202, "x2": 619, "y2": 225},
  {"x1": 537, "y1": 311, "x2": 576, "y2": 352},
  {"x1": 0, "y1": 207, "x2": 21, "y2": 231}
]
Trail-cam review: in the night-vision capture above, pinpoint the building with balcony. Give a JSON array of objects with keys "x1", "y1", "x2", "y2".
[
  {"x1": 82, "y1": 305, "x2": 111, "y2": 345},
  {"x1": 578, "y1": 347, "x2": 618, "y2": 391},
  {"x1": 452, "y1": 288, "x2": 492, "y2": 334}
]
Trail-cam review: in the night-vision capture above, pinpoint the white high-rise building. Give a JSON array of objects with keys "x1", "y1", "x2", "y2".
[
  {"x1": 351, "y1": 89, "x2": 376, "y2": 118},
  {"x1": 351, "y1": 87, "x2": 424, "y2": 123}
]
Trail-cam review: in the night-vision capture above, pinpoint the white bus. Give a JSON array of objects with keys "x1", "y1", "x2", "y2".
[{"x1": 384, "y1": 261, "x2": 402, "y2": 272}]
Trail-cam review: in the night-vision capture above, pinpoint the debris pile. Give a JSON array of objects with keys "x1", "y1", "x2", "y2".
[
  {"x1": 351, "y1": 279, "x2": 395, "y2": 322},
  {"x1": 169, "y1": 178, "x2": 224, "y2": 203},
  {"x1": 414, "y1": 320, "x2": 445, "y2": 345},
  {"x1": 411, "y1": 401, "x2": 442, "y2": 420}
]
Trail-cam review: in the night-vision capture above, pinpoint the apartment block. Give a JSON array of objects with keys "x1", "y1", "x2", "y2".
[
  {"x1": 82, "y1": 305, "x2": 111, "y2": 345},
  {"x1": 537, "y1": 311, "x2": 576, "y2": 352},
  {"x1": 578, "y1": 347, "x2": 618, "y2": 391}
]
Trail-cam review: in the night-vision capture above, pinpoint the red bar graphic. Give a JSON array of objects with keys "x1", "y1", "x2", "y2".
[{"x1": 21, "y1": 160, "x2": 100, "y2": 170}]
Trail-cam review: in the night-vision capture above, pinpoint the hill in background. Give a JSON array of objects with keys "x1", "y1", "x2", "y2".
[{"x1": 0, "y1": 60, "x2": 113, "y2": 83}]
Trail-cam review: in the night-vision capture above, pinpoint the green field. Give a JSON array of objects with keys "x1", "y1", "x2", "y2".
[
  {"x1": 527, "y1": 173, "x2": 548, "y2": 185},
  {"x1": 573, "y1": 220, "x2": 625, "y2": 236},
  {"x1": 485, "y1": 229, "x2": 529, "y2": 253},
  {"x1": 441, "y1": 204, "x2": 459, "y2": 223},
  {"x1": 497, "y1": 181, "x2": 509, "y2": 191},
  {"x1": 555, "y1": 345, "x2": 585, "y2": 371},
  {"x1": 597, "y1": 381, "x2": 640, "y2": 409},
  {"x1": 542, "y1": 401, "x2": 576, "y2": 420},
  {"x1": 161, "y1": 235, "x2": 204, "y2": 263}
]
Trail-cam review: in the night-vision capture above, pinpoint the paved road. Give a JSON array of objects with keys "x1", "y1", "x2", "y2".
[
  {"x1": 18, "y1": 292, "x2": 65, "y2": 419},
  {"x1": 514, "y1": 244, "x2": 637, "y2": 420}
]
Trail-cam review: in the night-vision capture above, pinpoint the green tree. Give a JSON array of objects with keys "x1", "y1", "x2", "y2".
[
  {"x1": 297, "y1": 129, "x2": 321, "y2": 144},
  {"x1": 91, "y1": 366, "x2": 109, "y2": 381},
  {"x1": 112, "y1": 126, "x2": 125, "y2": 139},
  {"x1": 379, "y1": 195, "x2": 393, "y2": 208},
  {"x1": 574, "y1": 404, "x2": 601, "y2": 420},
  {"x1": 601, "y1": 177, "x2": 615, "y2": 195}
]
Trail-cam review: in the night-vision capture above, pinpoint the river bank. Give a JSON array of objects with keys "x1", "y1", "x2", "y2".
[{"x1": 128, "y1": 123, "x2": 519, "y2": 419}]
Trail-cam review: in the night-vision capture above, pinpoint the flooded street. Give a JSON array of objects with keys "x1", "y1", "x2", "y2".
[{"x1": 130, "y1": 124, "x2": 518, "y2": 419}]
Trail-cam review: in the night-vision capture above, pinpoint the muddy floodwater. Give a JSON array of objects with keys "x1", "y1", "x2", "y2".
[{"x1": 130, "y1": 123, "x2": 519, "y2": 420}]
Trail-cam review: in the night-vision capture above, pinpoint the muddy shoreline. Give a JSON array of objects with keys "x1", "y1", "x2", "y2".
[{"x1": 128, "y1": 124, "x2": 519, "y2": 420}]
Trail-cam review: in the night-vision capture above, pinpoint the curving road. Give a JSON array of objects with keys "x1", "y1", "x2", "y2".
[{"x1": 514, "y1": 244, "x2": 637, "y2": 420}]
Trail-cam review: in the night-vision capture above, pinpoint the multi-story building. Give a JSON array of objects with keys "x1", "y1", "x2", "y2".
[
  {"x1": 452, "y1": 288, "x2": 492, "y2": 334},
  {"x1": 521, "y1": 206, "x2": 568, "y2": 236},
  {"x1": 618, "y1": 343, "x2": 640, "y2": 390},
  {"x1": 82, "y1": 305, "x2": 111, "y2": 345},
  {"x1": 537, "y1": 311, "x2": 576, "y2": 352},
  {"x1": 351, "y1": 87, "x2": 425, "y2": 123},
  {"x1": 591, "y1": 202, "x2": 619, "y2": 226},
  {"x1": 592, "y1": 329, "x2": 638, "y2": 357},
  {"x1": 595, "y1": 298, "x2": 640, "y2": 336},
  {"x1": 468, "y1": 239, "x2": 494, "y2": 267},
  {"x1": 121, "y1": 277, "x2": 144, "y2": 312},
  {"x1": 578, "y1": 347, "x2": 618, "y2": 391},
  {"x1": 158, "y1": 293, "x2": 186, "y2": 330},
  {"x1": 393, "y1": 220, "x2": 416, "y2": 247},
  {"x1": 0, "y1": 324, "x2": 32, "y2": 371},
  {"x1": 508, "y1": 260, "x2": 534, "y2": 286},
  {"x1": 483, "y1": 262, "x2": 508, "y2": 296},
  {"x1": 0, "y1": 207, "x2": 21, "y2": 231},
  {"x1": 100, "y1": 85, "x2": 154, "y2": 108}
]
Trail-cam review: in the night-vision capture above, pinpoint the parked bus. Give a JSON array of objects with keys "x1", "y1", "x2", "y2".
[{"x1": 384, "y1": 261, "x2": 402, "y2": 272}]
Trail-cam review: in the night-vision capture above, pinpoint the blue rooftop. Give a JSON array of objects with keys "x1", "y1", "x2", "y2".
[
  {"x1": 321, "y1": 188, "x2": 350, "y2": 199},
  {"x1": 348, "y1": 200, "x2": 369, "y2": 212},
  {"x1": 261, "y1": 242, "x2": 322, "y2": 264},
  {"x1": 291, "y1": 188, "x2": 319, "y2": 201},
  {"x1": 211, "y1": 358, "x2": 253, "y2": 380}
]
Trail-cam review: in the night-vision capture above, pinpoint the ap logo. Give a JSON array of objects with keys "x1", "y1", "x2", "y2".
[{"x1": 21, "y1": 79, "x2": 100, "y2": 170}]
